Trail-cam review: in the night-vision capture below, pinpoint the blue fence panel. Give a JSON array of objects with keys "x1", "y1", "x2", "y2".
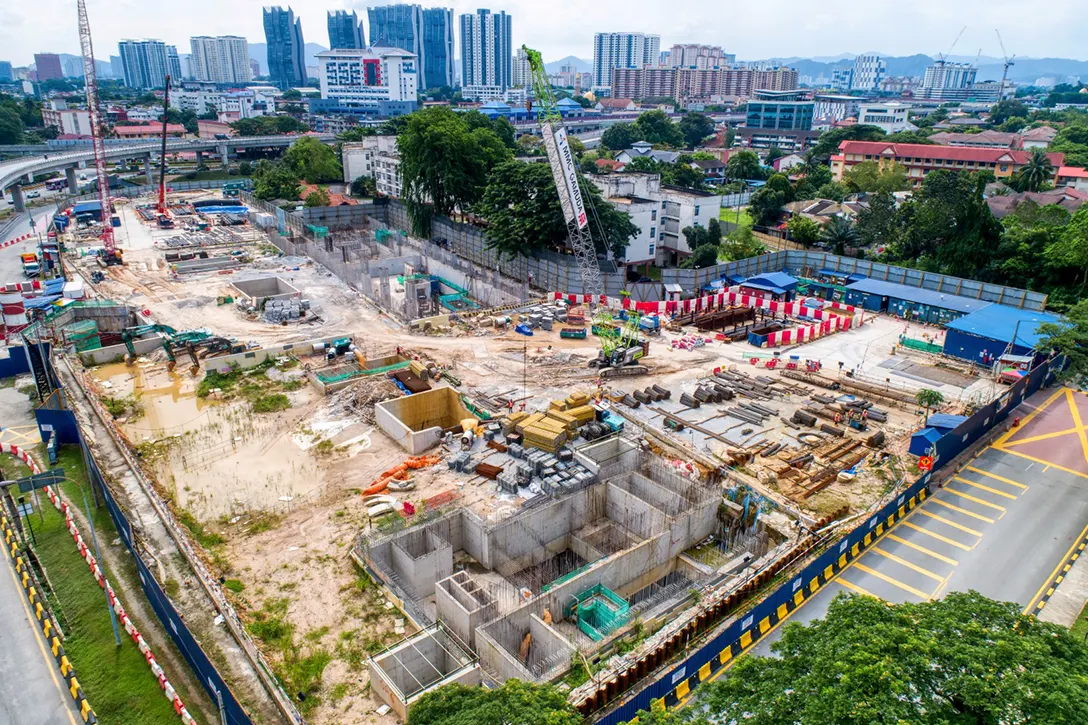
[
  {"x1": 34, "y1": 407, "x2": 81, "y2": 445},
  {"x1": 0, "y1": 344, "x2": 31, "y2": 378}
]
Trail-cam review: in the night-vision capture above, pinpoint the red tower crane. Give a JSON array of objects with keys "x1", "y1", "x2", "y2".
[{"x1": 77, "y1": 0, "x2": 123, "y2": 265}]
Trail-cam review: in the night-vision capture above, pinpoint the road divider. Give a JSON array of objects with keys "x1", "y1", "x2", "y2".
[{"x1": 1, "y1": 442, "x2": 197, "y2": 725}]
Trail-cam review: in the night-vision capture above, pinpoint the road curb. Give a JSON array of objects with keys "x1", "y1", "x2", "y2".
[{"x1": 1028, "y1": 524, "x2": 1088, "y2": 617}]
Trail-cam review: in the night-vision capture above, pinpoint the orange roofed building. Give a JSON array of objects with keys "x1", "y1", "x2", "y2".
[{"x1": 831, "y1": 140, "x2": 1064, "y2": 186}]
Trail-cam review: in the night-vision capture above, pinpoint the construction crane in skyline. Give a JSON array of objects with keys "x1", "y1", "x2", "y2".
[
  {"x1": 76, "y1": 0, "x2": 122, "y2": 265},
  {"x1": 523, "y1": 45, "x2": 603, "y2": 299},
  {"x1": 996, "y1": 30, "x2": 1016, "y2": 99},
  {"x1": 936, "y1": 26, "x2": 967, "y2": 66},
  {"x1": 157, "y1": 75, "x2": 171, "y2": 215}
]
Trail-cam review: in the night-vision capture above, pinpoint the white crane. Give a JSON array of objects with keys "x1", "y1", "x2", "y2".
[{"x1": 996, "y1": 30, "x2": 1016, "y2": 100}]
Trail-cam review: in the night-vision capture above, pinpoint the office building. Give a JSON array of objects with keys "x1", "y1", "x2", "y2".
[
  {"x1": 0, "y1": 62, "x2": 12, "y2": 83},
  {"x1": 745, "y1": 89, "x2": 814, "y2": 131},
  {"x1": 830, "y1": 66, "x2": 853, "y2": 90},
  {"x1": 850, "y1": 54, "x2": 886, "y2": 91},
  {"x1": 263, "y1": 6, "x2": 307, "y2": 89},
  {"x1": 190, "y1": 36, "x2": 251, "y2": 84},
  {"x1": 832, "y1": 140, "x2": 1064, "y2": 186},
  {"x1": 166, "y1": 45, "x2": 183, "y2": 81},
  {"x1": 118, "y1": 40, "x2": 169, "y2": 89},
  {"x1": 328, "y1": 10, "x2": 365, "y2": 50},
  {"x1": 921, "y1": 61, "x2": 977, "y2": 100},
  {"x1": 856, "y1": 102, "x2": 914, "y2": 133},
  {"x1": 460, "y1": 9, "x2": 512, "y2": 92},
  {"x1": 813, "y1": 94, "x2": 861, "y2": 123},
  {"x1": 421, "y1": 8, "x2": 454, "y2": 89},
  {"x1": 34, "y1": 53, "x2": 64, "y2": 81},
  {"x1": 592, "y1": 32, "x2": 659, "y2": 91},
  {"x1": 314, "y1": 47, "x2": 418, "y2": 117},
  {"x1": 108, "y1": 55, "x2": 123, "y2": 79},
  {"x1": 666, "y1": 44, "x2": 730, "y2": 69}
]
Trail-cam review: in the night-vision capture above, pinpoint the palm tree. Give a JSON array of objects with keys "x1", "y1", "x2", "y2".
[
  {"x1": 916, "y1": 388, "x2": 945, "y2": 425},
  {"x1": 1012, "y1": 147, "x2": 1055, "y2": 192},
  {"x1": 821, "y1": 215, "x2": 859, "y2": 254}
]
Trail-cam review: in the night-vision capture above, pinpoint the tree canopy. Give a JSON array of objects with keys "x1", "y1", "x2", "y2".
[
  {"x1": 408, "y1": 680, "x2": 581, "y2": 725},
  {"x1": 601, "y1": 123, "x2": 637, "y2": 151},
  {"x1": 723, "y1": 150, "x2": 764, "y2": 182},
  {"x1": 252, "y1": 159, "x2": 302, "y2": 201},
  {"x1": 694, "y1": 591, "x2": 1088, "y2": 725},
  {"x1": 230, "y1": 115, "x2": 308, "y2": 136},
  {"x1": 283, "y1": 136, "x2": 342, "y2": 183},
  {"x1": 474, "y1": 160, "x2": 636, "y2": 259},
  {"x1": 1038, "y1": 299, "x2": 1088, "y2": 382},
  {"x1": 633, "y1": 109, "x2": 685, "y2": 147},
  {"x1": 678, "y1": 112, "x2": 715, "y2": 148},
  {"x1": 397, "y1": 106, "x2": 513, "y2": 236},
  {"x1": 842, "y1": 160, "x2": 911, "y2": 194}
]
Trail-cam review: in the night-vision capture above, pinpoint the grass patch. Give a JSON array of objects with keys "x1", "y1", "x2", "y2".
[
  {"x1": 17, "y1": 383, "x2": 39, "y2": 398},
  {"x1": 223, "y1": 579, "x2": 245, "y2": 593},
  {"x1": 252, "y1": 393, "x2": 290, "y2": 413},
  {"x1": 245, "y1": 511, "x2": 283, "y2": 536},
  {"x1": 314, "y1": 439, "x2": 335, "y2": 456},
  {"x1": 0, "y1": 376, "x2": 14, "y2": 388},
  {"x1": 19, "y1": 446, "x2": 197, "y2": 724},
  {"x1": 1072, "y1": 600, "x2": 1088, "y2": 642},
  {"x1": 176, "y1": 508, "x2": 225, "y2": 548},
  {"x1": 282, "y1": 379, "x2": 305, "y2": 392},
  {"x1": 246, "y1": 598, "x2": 332, "y2": 713},
  {"x1": 102, "y1": 395, "x2": 145, "y2": 420},
  {"x1": 719, "y1": 207, "x2": 753, "y2": 227}
]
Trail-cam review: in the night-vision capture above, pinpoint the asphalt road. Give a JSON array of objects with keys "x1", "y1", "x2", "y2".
[
  {"x1": 749, "y1": 385, "x2": 1088, "y2": 658},
  {"x1": 0, "y1": 545, "x2": 81, "y2": 725},
  {"x1": 1, "y1": 208, "x2": 56, "y2": 283}
]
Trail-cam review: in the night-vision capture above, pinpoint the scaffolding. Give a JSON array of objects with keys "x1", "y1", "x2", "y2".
[{"x1": 567, "y1": 584, "x2": 630, "y2": 642}]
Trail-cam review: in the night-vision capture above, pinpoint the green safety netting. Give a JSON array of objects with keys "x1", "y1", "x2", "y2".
[{"x1": 565, "y1": 584, "x2": 629, "y2": 642}]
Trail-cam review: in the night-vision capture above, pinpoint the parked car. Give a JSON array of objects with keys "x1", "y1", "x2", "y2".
[{"x1": 27, "y1": 190, "x2": 41, "y2": 199}]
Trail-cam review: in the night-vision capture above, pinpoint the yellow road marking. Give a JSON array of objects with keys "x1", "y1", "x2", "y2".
[
  {"x1": 1065, "y1": 388, "x2": 1088, "y2": 468},
  {"x1": 853, "y1": 563, "x2": 933, "y2": 599},
  {"x1": 965, "y1": 466, "x2": 1028, "y2": 490},
  {"x1": 942, "y1": 486, "x2": 1007, "y2": 512},
  {"x1": 1023, "y1": 521, "x2": 1088, "y2": 615},
  {"x1": 930, "y1": 498, "x2": 996, "y2": 524},
  {"x1": 902, "y1": 521, "x2": 973, "y2": 551},
  {"x1": 3, "y1": 550, "x2": 80, "y2": 725},
  {"x1": 992, "y1": 447, "x2": 1088, "y2": 481},
  {"x1": 870, "y1": 546, "x2": 946, "y2": 582},
  {"x1": 916, "y1": 509, "x2": 983, "y2": 537},
  {"x1": 953, "y1": 476, "x2": 1019, "y2": 500},
  {"x1": 1001, "y1": 426, "x2": 1087, "y2": 447},
  {"x1": 836, "y1": 577, "x2": 881, "y2": 599},
  {"x1": 886, "y1": 534, "x2": 959, "y2": 565},
  {"x1": 994, "y1": 387, "x2": 1066, "y2": 446}
]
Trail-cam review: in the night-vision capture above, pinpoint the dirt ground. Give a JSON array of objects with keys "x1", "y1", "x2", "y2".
[{"x1": 63, "y1": 190, "x2": 1019, "y2": 723}]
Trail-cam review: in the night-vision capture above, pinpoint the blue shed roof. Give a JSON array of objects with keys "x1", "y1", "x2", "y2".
[
  {"x1": 556, "y1": 98, "x2": 581, "y2": 107},
  {"x1": 747, "y1": 272, "x2": 797, "y2": 289},
  {"x1": 72, "y1": 200, "x2": 104, "y2": 214},
  {"x1": 908, "y1": 428, "x2": 944, "y2": 457},
  {"x1": 927, "y1": 414, "x2": 967, "y2": 432},
  {"x1": 943, "y1": 304, "x2": 1062, "y2": 350},
  {"x1": 739, "y1": 282, "x2": 786, "y2": 295},
  {"x1": 844, "y1": 278, "x2": 992, "y2": 314}
]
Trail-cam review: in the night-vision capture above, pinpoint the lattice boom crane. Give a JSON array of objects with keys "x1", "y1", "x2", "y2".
[{"x1": 523, "y1": 45, "x2": 603, "y2": 298}]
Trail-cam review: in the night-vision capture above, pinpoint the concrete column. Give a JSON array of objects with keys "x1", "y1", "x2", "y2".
[
  {"x1": 66, "y1": 166, "x2": 78, "y2": 194},
  {"x1": 11, "y1": 184, "x2": 25, "y2": 213},
  {"x1": 217, "y1": 144, "x2": 229, "y2": 169},
  {"x1": 144, "y1": 156, "x2": 154, "y2": 185},
  {"x1": 195, "y1": 150, "x2": 203, "y2": 166}
]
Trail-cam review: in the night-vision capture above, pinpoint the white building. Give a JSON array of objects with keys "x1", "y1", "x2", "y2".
[
  {"x1": 813, "y1": 94, "x2": 861, "y2": 123},
  {"x1": 460, "y1": 9, "x2": 513, "y2": 91},
  {"x1": 189, "y1": 36, "x2": 252, "y2": 84},
  {"x1": 41, "y1": 100, "x2": 92, "y2": 136},
  {"x1": 857, "y1": 102, "x2": 915, "y2": 133},
  {"x1": 317, "y1": 47, "x2": 418, "y2": 108},
  {"x1": 666, "y1": 44, "x2": 731, "y2": 69},
  {"x1": 921, "y1": 61, "x2": 977, "y2": 100},
  {"x1": 592, "y1": 32, "x2": 660, "y2": 92},
  {"x1": 850, "y1": 54, "x2": 886, "y2": 91},
  {"x1": 171, "y1": 85, "x2": 278, "y2": 119},
  {"x1": 461, "y1": 85, "x2": 527, "y2": 103},
  {"x1": 341, "y1": 135, "x2": 399, "y2": 183},
  {"x1": 831, "y1": 67, "x2": 854, "y2": 90},
  {"x1": 511, "y1": 47, "x2": 531, "y2": 88},
  {"x1": 374, "y1": 152, "x2": 402, "y2": 197}
]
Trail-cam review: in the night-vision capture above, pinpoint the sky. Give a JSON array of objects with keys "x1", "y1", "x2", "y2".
[{"x1": 3, "y1": 0, "x2": 1086, "y2": 67}]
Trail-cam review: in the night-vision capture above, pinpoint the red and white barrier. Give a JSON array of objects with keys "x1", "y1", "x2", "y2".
[
  {"x1": 1, "y1": 232, "x2": 35, "y2": 248},
  {"x1": 0, "y1": 442, "x2": 197, "y2": 725}
]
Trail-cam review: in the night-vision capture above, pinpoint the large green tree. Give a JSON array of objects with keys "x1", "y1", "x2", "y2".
[
  {"x1": 990, "y1": 98, "x2": 1030, "y2": 126},
  {"x1": 748, "y1": 188, "x2": 787, "y2": 226},
  {"x1": 842, "y1": 160, "x2": 911, "y2": 194},
  {"x1": 855, "y1": 190, "x2": 899, "y2": 249},
  {"x1": 696, "y1": 592, "x2": 1088, "y2": 725},
  {"x1": 408, "y1": 680, "x2": 581, "y2": 725},
  {"x1": 808, "y1": 124, "x2": 886, "y2": 163},
  {"x1": 397, "y1": 106, "x2": 513, "y2": 236},
  {"x1": 252, "y1": 160, "x2": 302, "y2": 201},
  {"x1": 633, "y1": 109, "x2": 684, "y2": 147},
  {"x1": 678, "y1": 112, "x2": 715, "y2": 148},
  {"x1": 230, "y1": 116, "x2": 307, "y2": 136},
  {"x1": 474, "y1": 160, "x2": 636, "y2": 259},
  {"x1": 1038, "y1": 299, "x2": 1088, "y2": 381},
  {"x1": 601, "y1": 123, "x2": 638, "y2": 151},
  {"x1": 821, "y1": 215, "x2": 859, "y2": 254},
  {"x1": 1008, "y1": 147, "x2": 1056, "y2": 192},
  {"x1": 787, "y1": 216, "x2": 821, "y2": 246},
  {"x1": 724, "y1": 150, "x2": 763, "y2": 182},
  {"x1": 0, "y1": 107, "x2": 24, "y2": 145},
  {"x1": 283, "y1": 136, "x2": 342, "y2": 183}
]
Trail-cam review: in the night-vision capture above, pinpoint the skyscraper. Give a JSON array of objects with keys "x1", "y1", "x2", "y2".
[
  {"x1": 263, "y1": 6, "x2": 306, "y2": 90},
  {"x1": 0, "y1": 62, "x2": 12, "y2": 83},
  {"x1": 511, "y1": 47, "x2": 530, "y2": 88},
  {"x1": 460, "y1": 8, "x2": 512, "y2": 92},
  {"x1": 368, "y1": 5, "x2": 423, "y2": 59},
  {"x1": 328, "y1": 10, "x2": 365, "y2": 50},
  {"x1": 850, "y1": 54, "x2": 886, "y2": 91},
  {"x1": 190, "y1": 36, "x2": 252, "y2": 84},
  {"x1": 421, "y1": 8, "x2": 454, "y2": 89},
  {"x1": 592, "y1": 33, "x2": 660, "y2": 91},
  {"x1": 109, "y1": 55, "x2": 124, "y2": 79},
  {"x1": 166, "y1": 45, "x2": 183, "y2": 81},
  {"x1": 118, "y1": 40, "x2": 169, "y2": 89},
  {"x1": 33, "y1": 53, "x2": 64, "y2": 82}
]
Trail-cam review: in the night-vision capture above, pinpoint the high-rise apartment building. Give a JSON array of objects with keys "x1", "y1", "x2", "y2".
[
  {"x1": 190, "y1": 36, "x2": 252, "y2": 84},
  {"x1": 263, "y1": 6, "x2": 306, "y2": 89},
  {"x1": 109, "y1": 55, "x2": 124, "y2": 79},
  {"x1": 368, "y1": 5, "x2": 423, "y2": 58},
  {"x1": 460, "y1": 8, "x2": 512, "y2": 94},
  {"x1": 166, "y1": 45, "x2": 183, "y2": 81},
  {"x1": 421, "y1": 8, "x2": 454, "y2": 89},
  {"x1": 921, "y1": 61, "x2": 977, "y2": 100},
  {"x1": 118, "y1": 40, "x2": 169, "y2": 89},
  {"x1": 612, "y1": 66, "x2": 798, "y2": 103},
  {"x1": 850, "y1": 54, "x2": 886, "y2": 91},
  {"x1": 0, "y1": 62, "x2": 12, "y2": 83},
  {"x1": 33, "y1": 53, "x2": 64, "y2": 81},
  {"x1": 328, "y1": 10, "x2": 365, "y2": 50},
  {"x1": 667, "y1": 44, "x2": 730, "y2": 69},
  {"x1": 592, "y1": 32, "x2": 659, "y2": 91},
  {"x1": 831, "y1": 67, "x2": 854, "y2": 91},
  {"x1": 511, "y1": 47, "x2": 531, "y2": 88}
]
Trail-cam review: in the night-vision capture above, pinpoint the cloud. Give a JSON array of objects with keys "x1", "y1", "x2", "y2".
[{"x1": 2, "y1": 0, "x2": 1084, "y2": 67}]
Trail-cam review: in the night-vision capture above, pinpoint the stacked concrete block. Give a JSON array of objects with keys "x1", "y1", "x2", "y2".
[
  {"x1": 263, "y1": 298, "x2": 303, "y2": 323},
  {"x1": 450, "y1": 452, "x2": 473, "y2": 472}
]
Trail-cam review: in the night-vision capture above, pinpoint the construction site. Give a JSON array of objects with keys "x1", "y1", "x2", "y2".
[{"x1": 0, "y1": 27, "x2": 1062, "y2": 725}]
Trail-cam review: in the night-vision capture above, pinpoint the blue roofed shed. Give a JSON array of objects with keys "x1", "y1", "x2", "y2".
[
  {"x1": 909, "y1": 428, "x2": 944, "y2": 457},
  {"x1": 740, "y1": 272, "x2": 798, "y2": 300},
  {"x1": 942, "y1": 304, "x2": 1062, "y2": 362},
  {"x1": 844, "y1": 278, "x2": 992, "y2": 323},
  {"x1": 926, "y1": 414, "x2": 966, "y2": 433}
]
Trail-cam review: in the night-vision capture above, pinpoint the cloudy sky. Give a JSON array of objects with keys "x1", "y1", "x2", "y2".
[{"x1": 2, "y1": 0, "x2": 1085, "y2": 67}]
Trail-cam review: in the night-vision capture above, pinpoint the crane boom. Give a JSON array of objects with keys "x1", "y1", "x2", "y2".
[
  {"x1": 523, "y1": 45, "x2": 603, "y2": 298},
  {"x1": 158, "y1": 75, "x2": 171, "y2": 214},
  {"x1": 995, "y1": 30, "x2": 1015, "y2": 99},
  {"x1": 76, "y1": 0, "x2": 118, "y2": 260}
]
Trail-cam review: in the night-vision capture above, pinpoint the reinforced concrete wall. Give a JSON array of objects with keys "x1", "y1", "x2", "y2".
[
  {"x1": 435, "y1": 572, "x2": 497, "y2": 649},
  {"x1": 575, "y1": 437, "x2": 640, "y2": 481},
  {"x1": 208, "y1": 334, "x2": 345, "y2": 371},
  {"x1": 369, "y1": 624, "x2": 479, "y2": 721},
  {"x1": 78, "y1": 334, "x2": 165, "y2": 366},
  {"x1": 488, "y1": 485, "x2": 604, "y2": 574},
  {"x1": 230, "y1": 276, "x2": 301, "y2": 305},
  {"x1": 375, "y1": 386, "x2": 476, "y2": 455},
  {"x1": 390, "y1": 528, "x2": 453, "y2": 599}
]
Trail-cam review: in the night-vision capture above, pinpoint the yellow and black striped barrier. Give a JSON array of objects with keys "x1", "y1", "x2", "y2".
[
  {"x1": 624, "y1": 484, "x2": 931, "y2": 723},
  {"x1": 1, "y1": 513, "x2": 97, "y2": 724},
  {"x1": 1029, "y1": 523, "x2": 1088, "y2": 616}
]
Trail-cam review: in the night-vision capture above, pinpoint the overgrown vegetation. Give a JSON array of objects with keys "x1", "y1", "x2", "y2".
[
  {"x1": 102, "y1": 394, "x2": 145, "y2": 420},
  {"x1": 246, "y1": 597, "x2": 332, "y2": 714},
  {"x1": 196, "y1": 359, "x2": 298, "y2": 414}
]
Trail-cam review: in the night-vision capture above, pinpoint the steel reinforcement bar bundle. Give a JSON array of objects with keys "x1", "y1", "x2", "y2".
[
  {"x1": 1, "y1": 441, "x2": 197, "y2": 723},
  {"x1": 62, "y1": 356, "x2": 306, "y2": 724}
]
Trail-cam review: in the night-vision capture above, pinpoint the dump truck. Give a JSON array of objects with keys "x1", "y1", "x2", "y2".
[{"x1": 20, "y1": 253, "x2": 41, "y2": 278}]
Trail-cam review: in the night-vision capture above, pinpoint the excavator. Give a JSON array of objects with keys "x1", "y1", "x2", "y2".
[
  {"x1": 590, "y1": 310, "x2": 648, "y2": 376},
  {"x1": 121, "y1": 324, "x2": 223, "y2": 372}
]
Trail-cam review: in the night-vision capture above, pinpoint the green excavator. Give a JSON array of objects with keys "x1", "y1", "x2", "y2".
[{"x1": 121, "y1": 325, "x2": 226, "y2": 373}]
